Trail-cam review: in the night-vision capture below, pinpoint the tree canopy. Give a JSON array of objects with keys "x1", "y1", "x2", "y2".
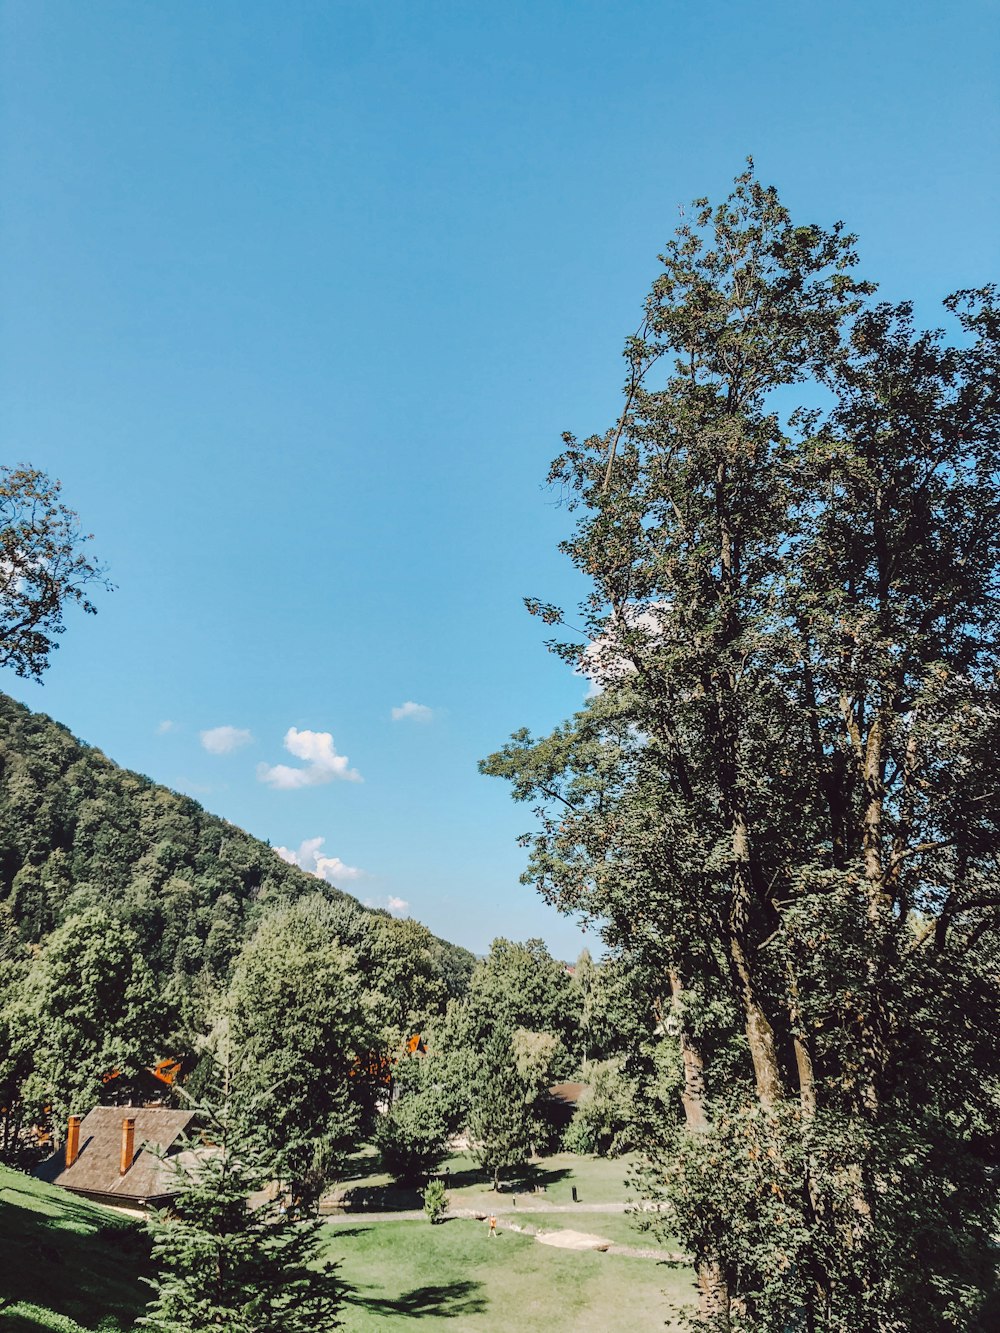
[
  {"x1": 484, "y1": 163, "x2": 1000, "y2": 1331},
  {"x1": 0, "y1": 465, "x2": 112, "y2": 681}
]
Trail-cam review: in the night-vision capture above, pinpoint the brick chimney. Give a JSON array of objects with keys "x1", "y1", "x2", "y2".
[
  {"x1": 120, "y1": 1116, "x2": 136, "y2": 1176},
  {"x1": 65, "y1": 1115, "x2": 82, "y2": 1169}
]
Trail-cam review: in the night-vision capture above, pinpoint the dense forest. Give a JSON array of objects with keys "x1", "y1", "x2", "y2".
[
  {"x1": 0, "y1": 691, "x2": 473, "y2": 985},
  {"x1": 0, "y1": 691, "x2": 647, "y2": 1196},
  {"x1": 0, "y1": 692, "x2": 483, "y2": 1142}
]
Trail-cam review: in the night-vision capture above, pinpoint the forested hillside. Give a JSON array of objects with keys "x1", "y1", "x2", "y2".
[
  {"x1": 0, "y1": 691, "x2": 476, "y2": 1148},
  {"x1": 0, "y1": 691, "x2": 470, "y2": 984}
]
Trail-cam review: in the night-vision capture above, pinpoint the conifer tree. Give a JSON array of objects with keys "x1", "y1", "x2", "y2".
[
  {"x1": 141, "y1": 1075, "x2": 343, "y2": 1333},
  {"x1": 467, "y1": 1027, "x2": 533, "y2": 1190}
]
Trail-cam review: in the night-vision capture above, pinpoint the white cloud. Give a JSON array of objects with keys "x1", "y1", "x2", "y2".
[
  {"x1": 258, "y1": 727, "x2": 362, "y2": 789},
  {"x1": 200, "y1": 725, "x2": 253, "y2": 755},
  {"x1": 275, "y1": 836, "x2": 366, "y2": 884},
  {"x1": 157, "y1": 720, "x2": 177, "y2": 735},
  {"x1": 579, "y1": 602, "x2": 672, "y2": 693},
  {"x1": 364, "y1": 894, "x2": 410, "y2": 917},
  {"x1": 391, "y1": 700, "x2": 434, "y2": 723}
]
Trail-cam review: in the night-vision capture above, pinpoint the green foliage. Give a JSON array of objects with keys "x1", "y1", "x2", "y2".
[
  {"x1": 464, "y1": 938, "x2": 580, "y2": 1062},
  {"x1": 20, "y1": 903, "x2": 162, "y2": 1125},
  {"x1": 227, "y1": 895, "x2": 380, "y2": 1193},
  {"x1": 562, "y1": 1060, "x2": 634, "y2": 1156},
  {"x1": 0, "y1": 464, "x2": 112, "y2": 682},
  {"x1": 141, "y1": 1087, "x2": 343, "y2": 1332},
  {"x1": 421, "y1": 1177, "x2": 449, "y2": 1224},
  {"x1": 318, "y1": 905, "x2": 454, "y2": 1042},
  {"x1": 375, "y1": 1083, "x2": 450, "y2": 1184},
  {"x1": 484, "y1": 162, "x2": 1000, "y2": 1329},
  {"x1": 467, "y1": 1028, "x2": 534, "y2": 1189}
]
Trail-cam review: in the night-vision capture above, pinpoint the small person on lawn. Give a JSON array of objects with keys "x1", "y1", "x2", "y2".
[{"x1": 488, "y1": 1214, "x2": 498, "y2": 1238}]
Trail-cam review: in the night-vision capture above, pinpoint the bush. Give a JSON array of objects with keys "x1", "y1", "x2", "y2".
[
  {"x1": 561, "y1": 1061, "x2": 634, "y2": 1156},
  {"x1": 421, "y1": 1177, "x2": 448, "y2": 1224},
  {"x1": 375, "y1": 1089, "x2": 450, "y2": 1184}
]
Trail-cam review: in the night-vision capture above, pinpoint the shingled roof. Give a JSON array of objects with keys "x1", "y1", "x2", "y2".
[{"x1": 36, "y1": 1106, "x2": 199, "y2": 1206}]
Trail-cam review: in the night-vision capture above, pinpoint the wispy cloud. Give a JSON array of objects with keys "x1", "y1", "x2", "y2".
[
  {"x1": 200, "y1": 725, "x2": 253, "y2": 755},
  {"x1": 258, "y1": 727, "x2": 362, "y2": 789},
  {"x1": 391, "y1": 700, "x2": 434, "y2": 723},
  {"x1": 365, "y1": 893, "x2": 410, "y2": 917},
  {"x1": 157, "y1": 720, "x2": 177, "y2": 735},
  {"x1": 274, "y1": 836, "x2": 366, "y2": 884}
]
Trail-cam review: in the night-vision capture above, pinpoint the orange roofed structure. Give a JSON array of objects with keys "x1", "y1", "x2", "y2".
[{"x1": 35, "y1": 1106, "x2": 199, "y2": 1209}]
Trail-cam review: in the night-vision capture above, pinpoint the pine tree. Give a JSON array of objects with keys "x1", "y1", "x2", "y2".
[
  {"x1": 141, "y1": 1080, "x2": 343, "y2": 1333},
  {"x1": 467, "y1": 1027, "x2": 533, "y2": 1191}
]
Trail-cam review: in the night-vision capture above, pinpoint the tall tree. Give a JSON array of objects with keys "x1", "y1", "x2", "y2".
[
  {"x1": 0, "y1": 465, "x2": 111, "y2": 681},
  {"x1": 19, "y1": 902, "x2": 162, "y2": 1128},
  {"x1": 467, "y1": 1027, "x2": 533, "y2": 1191},
  {"x1": 483, "y1": 164, "x2": 1000, "y2": 1330},
  {"x1": 227, "y1": 895, "x2": 380, "y2": 1195}
]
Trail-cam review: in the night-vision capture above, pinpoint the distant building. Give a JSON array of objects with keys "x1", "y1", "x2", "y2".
[
  {"x1": 35, "y1": 1106, "x2": 200, "y2": 1209},
  {"x1": 544, "y1": 1081, "x2": 587, "y2": 1130}
]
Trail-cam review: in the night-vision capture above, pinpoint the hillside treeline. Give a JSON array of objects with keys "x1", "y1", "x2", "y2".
[
  {"x1": 0, "y1": 693, "x2": 471, "y2": 987},
  {"x1": 0, "y1": 694, "x2": 650, "y2": 1190},
  {"x1": 0, "y1": 693, "x2": 477, "y2": 1153}
]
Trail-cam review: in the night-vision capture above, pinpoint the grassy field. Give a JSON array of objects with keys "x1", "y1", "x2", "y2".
[
  {"x1": 334, "y1": 1147, "x2": 643, "y2": 1211},
  {"x1": 0, "y1": 1165, "x2": 149, "y2": 1332},
  {"x1": 329, "y1": 1216, "x2": 694, "y2": 1331},
  {"x1": 0, "y1": 1153, "x2": 692, "y2": 1332}
]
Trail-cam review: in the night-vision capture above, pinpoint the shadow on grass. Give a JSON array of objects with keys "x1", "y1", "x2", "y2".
[
  {"x1": 503, "y1": 1163, "x2": 572, "y2": 1194},
  {"x1": 335, "y1": 1154, "x2": 383, "y2": 1185},
  {"x1": 432, "y1": 1166, "x2": 486, "y2": 1190},
  {"x1": 338, "y1": 1158, "x2": 574, "y2": 1210},
  {"x1": 342, "y1": 1183, "x2": 424, "y2": 1211},
  {"x1": 0, "y1": 1195, "x2": 150, "y2": 1330},
  {"x1": 345, "y1": 1278, "x2": 487, "y2": 1321}
]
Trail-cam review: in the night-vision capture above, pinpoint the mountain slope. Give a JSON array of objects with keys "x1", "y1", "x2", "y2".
[{"x1": 0, "y1": 692, "x2": 473, "y2": 992}]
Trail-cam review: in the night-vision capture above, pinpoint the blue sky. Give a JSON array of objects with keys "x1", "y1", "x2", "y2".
[{"x1": 1, "y1": 1, "x2": 997, "y2": 957}]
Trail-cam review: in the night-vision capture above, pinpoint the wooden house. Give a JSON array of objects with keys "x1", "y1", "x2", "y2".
[{"x1": 35, "y1": 1106, "x2": 199, "y2": 1209}]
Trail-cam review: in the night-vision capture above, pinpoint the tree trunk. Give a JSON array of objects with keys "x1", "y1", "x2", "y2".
[
  {"x1": 669, "y1": 970, "x2": 731, "y2": 1331},
  {"x1": 697, "y1": 1259, "x2": 733, "y2": 1331},
  {"x1": 730, "y1": 811, "x2": 784, "y2": 1108},
  {"x1": 669, "y1": 969, "x2": 710, "y2": 1133}
]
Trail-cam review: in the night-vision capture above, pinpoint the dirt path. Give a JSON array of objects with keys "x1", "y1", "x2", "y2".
[{"x1": 322, "y1": 1207, "x2": 689, "y2": 1263}]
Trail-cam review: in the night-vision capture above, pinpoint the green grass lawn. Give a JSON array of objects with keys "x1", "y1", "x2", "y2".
[
  {"x1": 334, "y1": 1147, "x2": 642, "y2": 1211},
  {"x1": 0, "y1": 1165, "x2": 149, "y2": 1332},
  {"x1": 327, "y1": 1216, "x2": 695, "y2": 1331}
]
